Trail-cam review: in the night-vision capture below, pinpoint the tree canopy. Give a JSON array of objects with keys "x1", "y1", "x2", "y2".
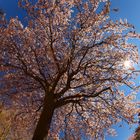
[{"x1": 0, "y1": 0, "x2": 140, "y2": 139}]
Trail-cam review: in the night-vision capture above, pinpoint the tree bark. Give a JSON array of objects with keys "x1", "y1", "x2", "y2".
[{"x1": 32, "y1": 96, "x2": 55, "y2": 140}]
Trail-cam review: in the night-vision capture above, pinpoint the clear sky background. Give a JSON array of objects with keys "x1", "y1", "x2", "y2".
[{"x1": 1, "y1": 0, "x2": 140, "y2": 140}]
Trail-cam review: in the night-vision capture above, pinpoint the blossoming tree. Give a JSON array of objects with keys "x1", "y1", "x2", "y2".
[{"x1": 0, "y1": 0, "x2": 139, "y2": 139}]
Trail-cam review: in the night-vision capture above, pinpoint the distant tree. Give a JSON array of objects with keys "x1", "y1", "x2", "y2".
[
  {"x1": 130, "y1": 113, "x2": 140, "y2": 140},
  {"x1": 134, "y1": 126, "x2": 140, "y2": 140},
  {"x1": 0, "y1": 9, "x2": 6, "y2": 25},
  {"x1": 128, "y1": 134, "x2": 135, "y2": 140},
  {"x1": 0, "y1": 0, "x2": 139, "y2": 140},
  {"x1": 128, "y1": 126, "x2": 140, "y2": 140},
  {"x1": 0, "y1": 9, "x2": 4, "y2": 16}
]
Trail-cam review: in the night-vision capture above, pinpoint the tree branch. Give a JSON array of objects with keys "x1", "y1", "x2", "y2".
[{"x1": 55, "y1": 87, "x2": 111, "y2": 108}]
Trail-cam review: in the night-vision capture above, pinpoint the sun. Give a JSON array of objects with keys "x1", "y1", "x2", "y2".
[{"x1": 124, "y1": 60, "x2": 131, "y2": 69}]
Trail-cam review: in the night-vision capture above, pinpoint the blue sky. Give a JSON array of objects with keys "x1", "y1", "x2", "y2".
[{"x1": 1, "y1": 0, "x2": 140, "y2": 139}]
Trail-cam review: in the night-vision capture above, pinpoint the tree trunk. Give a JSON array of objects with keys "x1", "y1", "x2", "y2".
[{"x1": 32, "y1": 96, "x2": 55, "y2": 140}]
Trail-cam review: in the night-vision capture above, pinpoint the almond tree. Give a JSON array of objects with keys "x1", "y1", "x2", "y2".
[{"x1": 0, "y1": 0, "x2": 139, "y2": 139}]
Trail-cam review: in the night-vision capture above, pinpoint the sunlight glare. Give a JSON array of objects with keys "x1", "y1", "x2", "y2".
[{"x1": 124, "y1": 60, "x2": 131, "y2": 69}]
